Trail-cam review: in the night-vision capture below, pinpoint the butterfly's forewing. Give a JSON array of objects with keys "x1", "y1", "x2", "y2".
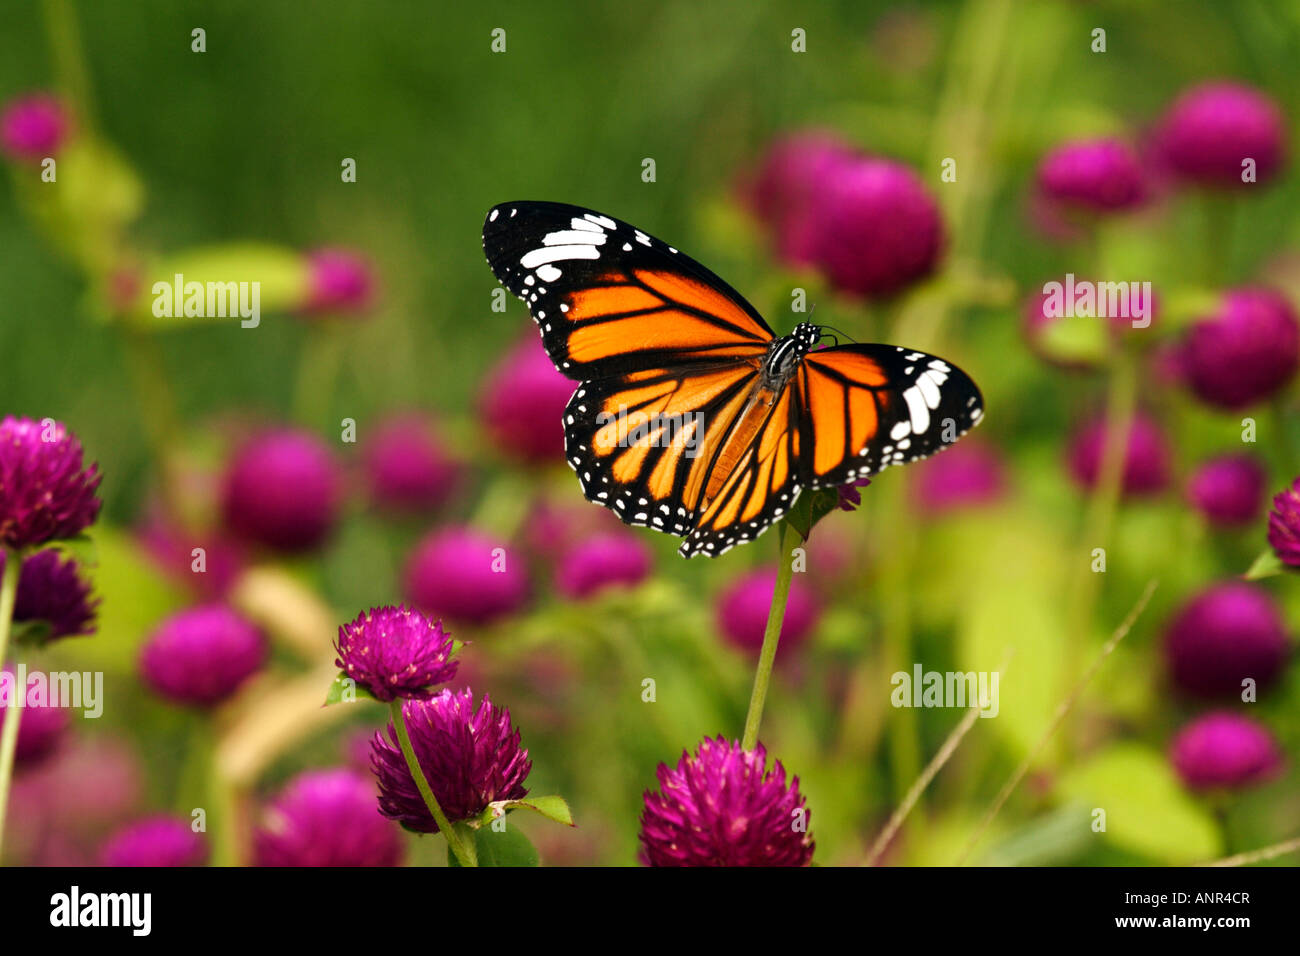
[
  {"x1": 482, "y1": 201, "x2": 774, "y2": 381},
  {"x1": 796, "y1": 344, "x2": 984, "y2": 489}
]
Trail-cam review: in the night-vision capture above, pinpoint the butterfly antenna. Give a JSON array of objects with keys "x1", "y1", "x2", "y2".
[{"x1": 820, "y1": 323, "x2": 859, "y2": 344}]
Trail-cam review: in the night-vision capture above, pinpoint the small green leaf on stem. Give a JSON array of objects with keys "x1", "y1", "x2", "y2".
[
  {"x1": 1244, "y1": 549, "x2": 1284, "y2": 581},
  {"x1": 476, "y1": 795, "x2": 575, "y2": 829},
  {"x1": 323, "y1": 672, "x2": 378, "y2": 706},
  {"x1": 449, "y1": 824, "x2": 540, "y2": 867}
]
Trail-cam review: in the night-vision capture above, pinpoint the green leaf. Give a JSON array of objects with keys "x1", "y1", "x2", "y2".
[
  {"x1": 1057, "y1": 743, "x2": 1222, "y2": 863},
  {"x1": 323, "y1": 672, "x2": 378, "y2": 706},
  {"x1": 477, "y1": 795, "x2": 574, "y2": 828},
  {"x1": 1244, "y1": 548, "x2": 1284, "y2": 580},
  {"x1": 783, "y1": 488, "x2": 840, "y2": 540},
  {"x1": 449, "y1": 824, "x2": 540, "y2": 867}
]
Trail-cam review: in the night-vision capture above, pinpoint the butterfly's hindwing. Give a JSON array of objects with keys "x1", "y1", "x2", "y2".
[{"x1": 798, "y1": 344, "x2": 984, "y2": 489}]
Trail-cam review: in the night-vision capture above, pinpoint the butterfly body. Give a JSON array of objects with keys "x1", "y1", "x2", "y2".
[{"x1": 483, "y1": 201, "x2": 984, "y2": 558}]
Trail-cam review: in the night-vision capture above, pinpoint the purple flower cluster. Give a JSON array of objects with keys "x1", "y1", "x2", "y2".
[
  {"x1": 404, "y1": 526, "x2": 528, "y2": 625},
  {"x1": 746, "y1": 133, "x2": 944, "y2": 299},
  {"x1": 479, "y1": 335, "x2": 575, "y2": 463},
  {"x1": 301, "y1": 248, "x2": 375, "y2": 315},
  {"x1": 100, "y1": 816, "x2": 208, "y2": 867},
  {"x1": 371, "y1": 688, "x2": 531, "y2": 832},
  {"x1": 639, "y1": 737, "x2": 814, "y2": 866},
  {"x1": 362, "y1": 414, "x2": 459, "y2": 513},
  {"x1": 139, "y1": 604, "x2": 267, "y2": 707},
  {"x1": 254, "y1": 768, "x2": 404, "y2": 866},
  {"x1": 0, "y1": 416, "x2": 102, "y2": 551},
  {"x1": 1268, "y1": 478, "x2": 1300, "y2": 567},
  {"x1": 334, "y1": 605, "x2": 457, "y2": 702},
  {"x1": 556, "y1": 533, "x2": 652, "y2": 600},
  {"x1": 1037, "y1": 138, "x2": 1148, "y2": 214},
  {"x1": 1155, "y1": 82, "x2": 1286, "y2": 188},
  {"x1": 1186, "y1": 456, "x2": 1266, "y2": 527},
  {"x1": 1170, "y1": 711, "x2": 1282, "y2": 791},
  {"x1": 221, "y1": 428, "x2": 344, "y2": 553},
  {"x1": 1178, "y1": 288, "x2": 1299, "y2": 410},
  {"x1": 1163, "y1": 583, "x2": 1290, "y2": 698},
  {"x1": 0, "y1": 94, "x2": 70, "y2": 161},
  {"x1": 2, "y1": 548, "x2": 98, "y2": 643}
]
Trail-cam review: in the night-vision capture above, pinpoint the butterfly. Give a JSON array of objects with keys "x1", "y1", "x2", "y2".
[{"x1": 483, "y1": 201, "x2": 983, "y2": 558}]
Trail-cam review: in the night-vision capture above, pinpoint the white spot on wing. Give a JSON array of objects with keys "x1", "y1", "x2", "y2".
[{"x1": 521, "y1": 245, "x2": 601, "y2": 268}]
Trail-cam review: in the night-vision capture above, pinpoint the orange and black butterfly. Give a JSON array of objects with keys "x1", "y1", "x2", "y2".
[{"x1": 483, "y1": 201, "x2": 983, "y2": 558}]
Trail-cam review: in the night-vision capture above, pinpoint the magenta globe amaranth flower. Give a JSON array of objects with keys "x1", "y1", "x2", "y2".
[
  {"x1": 716, "y1": 568, "x2": 820, "y2": 656},
  {"x1": 556, "y1": 533, "x2": 652, "y2": 599},
  {"x1": 1268, "y1": 477, "x2": 1300, "y2": 567},
  {"x1": 140, "y1": 604, "x2": 267, "y2": 707},
  {"x1": 1179, "y1": 288, "x2": 1299, "y2": 410},
  {"x1": 254, "y1": 768, "x2": 404, "y2": 866},
  {"x1": 1, "y1": 94, "x2": 70, "y2": 161},
  {"x1": 371, "y1": 688, "x2": 531, "y2": 832},
  {"x1": 1037, "y1": 138, "x2": 1148, "y2": 213},
  {"x1": 362, "y1": 414, "x2": 458, "y2": 513},
  {"x1": 404, "y1": 526, "x2": 528, "y2": 626},
  {"x1": 335, "y1": 605, "x2": 457, "y2": 702},
  {"x1": 913, "y1": 439, "x2": 1006, "y2": 515},
  {"x1": 640, "y1": 737, "x2": 814, "y2": 867},
  {"x1": 742, "y1": 131, "x2": 857, "y2": 265},
  {"x1": 221, "y1": 428, "x2": 344, "y2": 553},
  {"x1": 1066, "y1": 412, "x2": 1171, "y2": 498},
  {"x1": 480, "y1": 334, "x2": 574, "y2": 462},
  {"x1": 522, "y1": 495, "x2": 625, "y2": 562},
  {"x1": 1187, "y1": 456, "x2": 1266, "y2": 527},
  {"x1": 1155, "y1": 82, "x2": 1286, "y2": 188},
  {"x1": 0, "y1": 416, "x2": 102, "y2": 550},
  {"x1": 1164, "y1": 583, "x2": 1290, "y2": 698},
  {"x1": 1, "y1": 548, "x2": 98, "y2": 643},
  {"x1": 800, "y1": 155, "x2": 945, "y2": 298},
  {"x1": 1170, "y1": 711, "x2": 1283, "y2": 791},
  {"x1": 100, "y1": 816, "x2": 207, "y2": 867},
  {"x1": 301, "y1": 247, "x2": 375, "y2": 314}
]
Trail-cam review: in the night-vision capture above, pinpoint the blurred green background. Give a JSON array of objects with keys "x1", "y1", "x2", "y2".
[{"x1": 3, "y1": 0, "x2": 1300, "y2": 866}]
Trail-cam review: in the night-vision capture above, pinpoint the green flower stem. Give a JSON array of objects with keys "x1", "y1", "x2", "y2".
[
  {"x1": 741, "y1": 523, "x2": 793, "y2": 751},
  {"x1": 204, "y1": 720, "x2": 244, "y2": 867},
  {"x1": 0, "y1": 547, "x2": 25, "y2": 862},
  {"x1": 1062, "y1": 346, "x2": 1136, "y2": 751},
  {"x1": 292, "y1": 324, "x2": 347, "y2": 428},
  {"x1": 390, "y1": 699, "x2": 476, "y2": 867},
  {"x1": 0, "y1": 548, "x2": 22, "y2": 671}
]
